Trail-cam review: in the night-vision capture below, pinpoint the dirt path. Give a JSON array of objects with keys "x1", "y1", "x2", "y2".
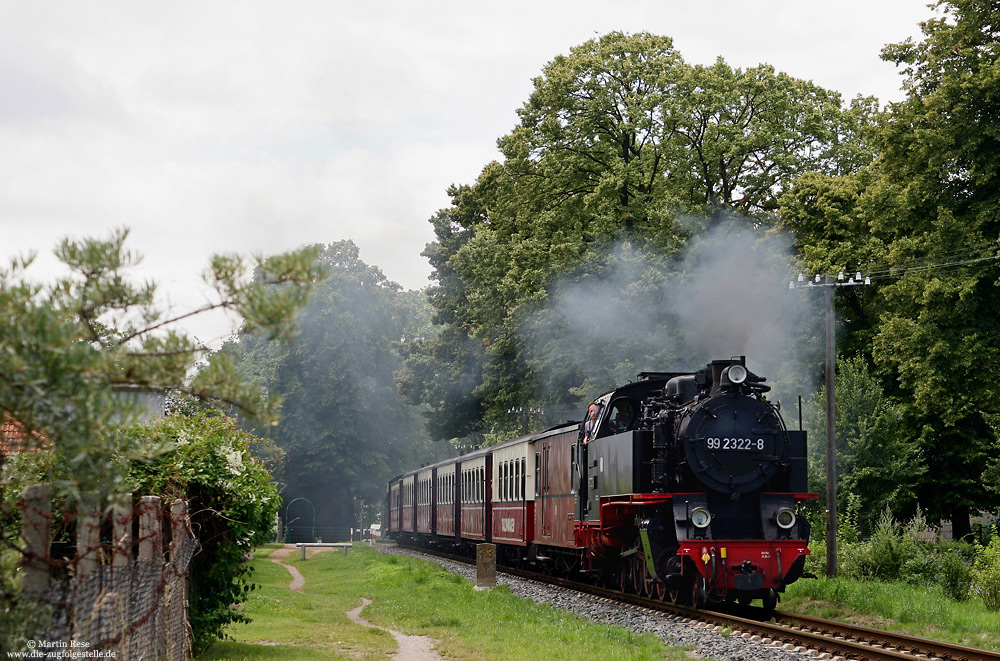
[
  {"x1": 347, "y1": 597, "x2": 443, "y2": 661},
  {"x1": 268, "y1": 545, "x2": 442, "y2": 659},
  {"x1": 268, "y1": 544, "x2": 317, "y2": 592}
]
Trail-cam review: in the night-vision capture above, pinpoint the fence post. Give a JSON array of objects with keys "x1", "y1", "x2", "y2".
[
  {"x1": 166, "y1": 499, "x2": 192, "y2": 661},
  {"x1": 77, "y1": 493, "x2": 101, "y2": 577},
  {"x1": 106, "y1": 492, "x2": 132, "y2": 659},
  {"x1": 135, "y1": 496, "x2": 164, "y2": 660},
  {"x1": 19, "y1": 483, "x2": 51, "y2": 600},
  {"x1": 72, "y1": 493, "x2": 103, "y2": 644},
  {"x1": 111, "y1": 493, "x2": 132, "y2": 568},
  {"x1": 138, "y1": 496, "x2": 163, "y2": 562}
]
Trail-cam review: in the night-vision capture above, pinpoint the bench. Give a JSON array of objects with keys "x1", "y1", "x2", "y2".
[{"x1": 295, "y1": 542, "x2": 353, "y2": 559}]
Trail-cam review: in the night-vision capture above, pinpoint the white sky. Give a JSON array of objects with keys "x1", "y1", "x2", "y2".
[{"x1": 1, "y1": 1, "x2": 932, "y2": 347}]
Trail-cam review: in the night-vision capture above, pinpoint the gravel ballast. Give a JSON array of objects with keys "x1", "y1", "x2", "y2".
[{"x1": 378, "y1": 543, "x2": 822, "y2": 661}]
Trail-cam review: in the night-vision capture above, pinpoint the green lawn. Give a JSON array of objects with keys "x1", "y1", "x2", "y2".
[
  {"x1": 782, "y1": 576, "x2": 1000, "y2": 652},
  {"x1": 199, "y1": 545, "x2": 689, "y2": 660}
]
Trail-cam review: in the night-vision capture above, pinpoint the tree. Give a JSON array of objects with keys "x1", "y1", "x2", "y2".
[
  {"x1": 0, "y1": 227, "x2": 320, "y2": 493},
  {"x1": 226, "y1": 241, "x2": 446, "y2": 532},
  {"x1": 804, "y1": 355, "x2": 923, "y2": 536},
  {"x1": 0, "y1": 228, "x2": 320, "y2": 648},
  {"x1": 406, "y1": 32, "x2": 874, "y2": 440},
  {"x1": 781, "y1": 1, "x2": 1000, "y2": 537}
]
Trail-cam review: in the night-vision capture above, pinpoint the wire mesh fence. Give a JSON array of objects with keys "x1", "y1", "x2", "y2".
[{"x1": 15, "y1": 484, "x2": 197, "y2": 660}]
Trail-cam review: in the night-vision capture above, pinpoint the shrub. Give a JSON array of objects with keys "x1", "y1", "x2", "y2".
[
  {"x1": 865, "y1": 508, "x2": 920, "y2": 581},
  {"x1": 938, "y1": 548, "x2": 973, "y2": 602},
  {"x1": 974, "y1": 536, "x2": 1000, "y2": 611},
  {"x1": 123, "y1": 413, "x2": 280, "y2": 651}
]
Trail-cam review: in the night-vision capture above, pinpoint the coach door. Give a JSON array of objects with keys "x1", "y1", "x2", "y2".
[{"x1": 539, "y1": 443, "x2": 552, "y2": 537}]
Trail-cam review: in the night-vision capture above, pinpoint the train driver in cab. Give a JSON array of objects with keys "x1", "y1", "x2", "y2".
[{"x1": 581, "y1": 400, "x2": 601, "y2": 445}]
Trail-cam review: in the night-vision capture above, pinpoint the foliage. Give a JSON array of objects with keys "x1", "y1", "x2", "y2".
[
  {"x1": 122, "y1": 413, "x2": 280, "y2": 651},
  {"x1": 226, "y1": 241, "x2": 447, "y2": 530},
  {"x1": 780, "y1": 0, "x2": 1000, "y2": 536},
  {"x1": 0, "y1": 228, "x2": 320, "y2": 497},
  {"x1": 0, "y1": 228, "x2": 319, "y2": 649},
  {"x1": 838, "y1": 508, "x2": 976, "y2": 602},
  {"x1": 404, "y1": 32, "x2": 873, "y2": 441},
  {"x1": 803, "y1": 355, "x2": 922, "y2": 536},
  {"x1": 974, "y1": 536, "x2": 1000, "y2": 611},
  {"x1": 783, "y1": 574, "x2": 1000, "y2": 651}
]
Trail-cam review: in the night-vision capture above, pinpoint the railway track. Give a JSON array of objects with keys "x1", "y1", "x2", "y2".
[{"x1": 407, "y1": 545, "x2": 998, "y2": 661}]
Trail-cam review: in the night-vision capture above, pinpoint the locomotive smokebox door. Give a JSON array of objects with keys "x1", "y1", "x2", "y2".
[{"x1": 677, "y1": 395, "x2": 788, "y2": 495}]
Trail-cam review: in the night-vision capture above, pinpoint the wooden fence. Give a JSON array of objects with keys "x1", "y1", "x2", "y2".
[{"x1": 18, "y1": 484, "x2": 197, "y2": 660}]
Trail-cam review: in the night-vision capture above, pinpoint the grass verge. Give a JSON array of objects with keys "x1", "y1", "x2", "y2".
[
  {"x1": 782, "y1": 576, "x2": 1000, "y2": 651},
  {"x1": 199, "y1": 544, "x2": 689, "y2": 660}
]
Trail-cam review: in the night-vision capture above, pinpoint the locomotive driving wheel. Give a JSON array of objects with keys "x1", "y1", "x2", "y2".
[
  {"x1": 618, "y1": 560, "x2": 632, "y2": 593},
  {"x1": 632, "y1": 555, "x2": 648, "y2": 596},
  {"x1": 690, "y1": 576, "x2": 707, "y2": 608}
]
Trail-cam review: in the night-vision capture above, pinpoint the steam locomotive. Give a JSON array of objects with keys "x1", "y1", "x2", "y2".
[{"x1": 386, "y1": 357, "x2": 814, "y2": 609}]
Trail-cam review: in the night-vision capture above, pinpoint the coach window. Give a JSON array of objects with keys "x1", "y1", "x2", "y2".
[
  {"x1": 535, "y1": 453, "x2": 541, "y2": 497},
  {"x1": 519, "y1": 457, "x2": 525, "y2": 501},
  {"x1": 514, "y1": 458, "x2": 520, "y2": 501},
  {"x1": 505, "y1": 461, "x2": 511, "y2": 502},
  {"x1": 512, "y1": 458, "x2": 519, "y2": 501}
]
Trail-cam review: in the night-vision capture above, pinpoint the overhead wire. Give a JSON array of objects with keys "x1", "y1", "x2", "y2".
[{"x1": 798, "y1": 238, "x2": 1000, "y2": 285}]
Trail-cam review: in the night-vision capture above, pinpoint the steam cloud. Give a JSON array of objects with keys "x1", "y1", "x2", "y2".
[{"x1": 522, "y1": 221, "x2": 823, "y2": 414}]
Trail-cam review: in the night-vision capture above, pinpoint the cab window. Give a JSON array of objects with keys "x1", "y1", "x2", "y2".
[{"x1": 606, "y1": 398, "x2": 635, "y2": 434}]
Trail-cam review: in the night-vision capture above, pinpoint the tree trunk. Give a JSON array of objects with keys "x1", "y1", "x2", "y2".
[{"x1": 950, "y1": 504, "x2": 971, "y2": 541}]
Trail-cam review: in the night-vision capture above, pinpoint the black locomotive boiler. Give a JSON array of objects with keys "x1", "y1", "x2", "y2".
[{"x1": 387, "y1": 357, "x2": 815, "y2": 609}]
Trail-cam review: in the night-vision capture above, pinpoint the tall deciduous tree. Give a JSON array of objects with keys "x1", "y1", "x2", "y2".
[
  {"x1": 404, "y1": 32, "x2": 875, "y2": 442},
  {"x1": 870, "y1": 0, "x2": 1000, "y2": 538},
  {"x1": 781, "y1": 1, "x2": 1000, "y2": 536},
  {"x1": 227, "y1": 241, "x2": 445, "y2": 531}
]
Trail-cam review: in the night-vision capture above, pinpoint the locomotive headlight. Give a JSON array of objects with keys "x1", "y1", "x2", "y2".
[
  {"x1": 726, "y1": 364, "x2": 748, "y2": 385},
  {"x1": 775, "y1": 507, "x2": 796, "y2": 530},
  {"x1": 690, "y1": 507, "x2": 712, "y2": 529}
]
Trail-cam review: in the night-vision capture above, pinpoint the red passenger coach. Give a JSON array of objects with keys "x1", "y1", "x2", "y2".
[
  {"x1": 490, "y1": 436, "x2": 534, "y2": 546},
  {"x1": 534, "y1": 427, "x2": 579, "y2": 549},
  {"x1": 387, "y1": 479, "x2": 401, "y2": 534},
  {"x1": 400, "y1": 473, "x2": 415, "y2": 533},
  {"x1": 458, "y1": 451, "x2": 490, "y2": 541},
  {"x1": 434, "y1": 461, "x2": 458, "y2": 538},
  {"x1": 416, "y1": 467, "x2": 434, "y2": 534}
]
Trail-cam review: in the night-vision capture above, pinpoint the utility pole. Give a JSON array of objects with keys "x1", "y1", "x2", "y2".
[
  {"x1": 790, "y1": 271, "x2": 869, "y2": 578},
  {"x1": 824, "y1": 284, "x2": 837, "y2": 578}
]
